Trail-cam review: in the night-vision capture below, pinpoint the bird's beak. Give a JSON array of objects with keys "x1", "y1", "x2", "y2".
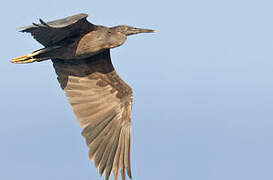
[{"x1": 126, "y1": 27, "x2": 156, "y2": 36}]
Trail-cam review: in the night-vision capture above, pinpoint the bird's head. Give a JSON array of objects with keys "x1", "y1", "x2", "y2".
[{"x1": 111, "y1": 25, "x2": 156, "y2": 36}]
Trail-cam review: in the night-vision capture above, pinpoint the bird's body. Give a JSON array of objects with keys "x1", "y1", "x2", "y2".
[
  {"x1": 11, "y1": 13, "x2": 155, "y2": 180},
  {"x1": 33, "y1": 25, "x2": 127, "y2": 60},
  {"x1": 12, "y1": 14, "x2": 153, "y2": 63}
]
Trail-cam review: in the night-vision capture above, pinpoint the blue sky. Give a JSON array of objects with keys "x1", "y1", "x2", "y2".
[{"x1": 1, "y1": 0, "x2": 273, "y2": 180}]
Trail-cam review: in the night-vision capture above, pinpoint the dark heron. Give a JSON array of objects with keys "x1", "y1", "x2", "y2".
[{"x1": 11, "y1": 13, "x2": 155, "y2": 180}]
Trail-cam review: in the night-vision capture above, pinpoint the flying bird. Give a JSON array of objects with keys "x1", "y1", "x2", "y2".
[{"x1": 11, "y1": 13, "x2": 155, "y2": 180}]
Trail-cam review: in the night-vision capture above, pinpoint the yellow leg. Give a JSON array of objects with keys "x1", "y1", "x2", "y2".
[
  {"x1": 11, "y1": 49, "x2": 45, "y2": 64},
  {"x1": 11, "y1": 54, "x2": 33, "y2": 63},
  {"x1": 11, "y1": 46, "x2": 61, "y2": 64},
  {"x1": 11, "y1": 58, "x2": 37, "y2": 64}
]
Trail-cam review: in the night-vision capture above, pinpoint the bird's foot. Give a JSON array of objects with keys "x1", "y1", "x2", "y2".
[
  {"x1": 11, "y1": 46, "x2": 61, "y2": 64},
  {"x1": 11, "y1": 49, "x2": 44, "y2": 64},
  {"x1": 11, "y1": 54, "x2": 37, "y2": 64}
]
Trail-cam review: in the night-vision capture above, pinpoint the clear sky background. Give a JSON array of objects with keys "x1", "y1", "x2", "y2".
[{"x1": 1, "y1": 0, "x2": 273, "y2": 180}]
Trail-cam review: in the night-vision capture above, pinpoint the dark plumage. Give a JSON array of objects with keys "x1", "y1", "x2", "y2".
[{"x1": 11, "y1": 13, "x2": 155, "y2": 180}]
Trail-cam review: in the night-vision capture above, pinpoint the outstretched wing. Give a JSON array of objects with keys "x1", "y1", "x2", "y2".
[
  {"x1": 19, "y1": 13, "x2": 94, "y2": 47},
  {"x1": 52, "y1": 50, "x2": 132, "y2": 180}
]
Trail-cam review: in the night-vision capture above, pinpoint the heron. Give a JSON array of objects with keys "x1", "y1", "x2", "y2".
[{"x1": 11, "y1": 13, "x2": 155, "y2": 180}]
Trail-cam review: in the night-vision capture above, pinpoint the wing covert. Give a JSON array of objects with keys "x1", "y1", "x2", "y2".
[{"x1": 52, "y1": 50, "x2": 132, "y2": 180}]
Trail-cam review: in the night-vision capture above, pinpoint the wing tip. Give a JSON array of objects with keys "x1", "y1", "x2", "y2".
[
  {"x1": 16, "y1": 12, "x2": 89, "y2": 32},
  {"x1": 16, "y1": 26, "x2": 30, "y2": 32}
]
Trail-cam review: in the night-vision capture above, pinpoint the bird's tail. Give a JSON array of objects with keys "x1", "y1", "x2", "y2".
[{"x1": 11, "y1": 46, "x2": 61, "y2": 64}]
